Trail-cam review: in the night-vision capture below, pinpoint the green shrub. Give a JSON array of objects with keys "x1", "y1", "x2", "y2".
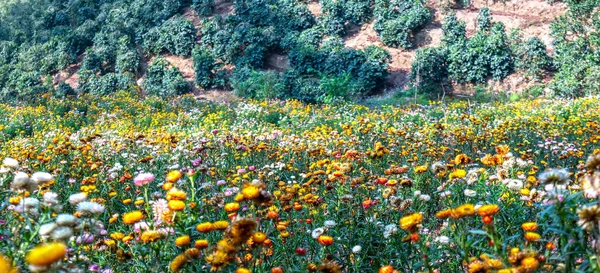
[
  {"x1": 319, "y1": 72, "x2": 353, "y2": 103},
  {"x1": 144, "y1": 58, "x2": 190, "y2": 97},
  {"x1": 143, "y1": 17, "x2": 197, "y2": 56},
  {"x1": 486, "y1": 23, "x2": 513, "y2": 81},
  {"x1": 441, "y1": 13, "x2": 466, "y2": 46},
  {"x1": 446, "y1": 11, "x2": 513, "y2": 84},
  {"x1": 55, "y1": 82, "x2": 77, "y2": 98},
  {"x1": 230, "y1": 67, "x2": 285, "y2": 100},
  {"x1": 373, "y1": 0, "x2": 431, "y2": 49},
  {"x1": 84, "y1": 73, "x2": 134, "y2": 96},
  {"x1": 193, "y1": 46, "x2": 227, "y2": 89},
  {"x1": 318, "y1": 13, "x2": 346, "y2": 36},
  {"x1": 477, "y1": 8, "x2": 492, "y2": 32},
  {"x1": 548, "y1": 10, "x2": 600, "y2": 97},
  {"x1": 193, "y1": 0, "x2": 215, "y2": 16},
  {"x1": 512, "y1": 36, "x2": 552, "y2": 81},
  {"x1": 410, "y1": 47, "x2": 448, "y2": 94}
]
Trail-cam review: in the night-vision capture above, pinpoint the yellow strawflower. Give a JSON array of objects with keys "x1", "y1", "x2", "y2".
[{"x1": 26, "y1": 243, "x2": 67, "y2": 266}]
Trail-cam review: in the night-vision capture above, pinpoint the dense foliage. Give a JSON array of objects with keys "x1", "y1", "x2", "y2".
[
  {"x1": 319, "y1": 0, "x2": 374, "y2": 36},
  {"x1": 548, "y1": 8, "x2": 600, "y2": 97},
  {"x1": 144, "y1": 57, "x2": 189, "y2": 97},
  {"x1": 199, "y1": 1, "x2": 391, "y2": 102},
  {"x1": 0, "y1": 0, "x2": 189, "y2": 100},
  {"x1": 0, "y1": 0, "x2": 598, "y2": 101},
  {"x1": 373, "y1": 0, "x2": 431, "y2": 49},
  {"x1": 409, "y1": 10, "x2": 538, "y2": 95}
]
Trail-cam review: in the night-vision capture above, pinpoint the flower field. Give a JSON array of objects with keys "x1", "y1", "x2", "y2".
[{"x1": 1, "y1": 92, "x2": 600, "y2": 272}]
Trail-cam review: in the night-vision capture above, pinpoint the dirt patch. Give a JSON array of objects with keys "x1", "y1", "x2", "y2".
[
  {"x1": 215, "y1": 0, "x2": 234, "y2": 16},
  {"x1": 53, "y1": 54, "x2": 84, "y2": 90},
  {"x1": 307, "y1": 1, "x2": 321, "y2": 17},
  {"x1": 182, "y1": 7, "x2": 203, "y2": 30}
]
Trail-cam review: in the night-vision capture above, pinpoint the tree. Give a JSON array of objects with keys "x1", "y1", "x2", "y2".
[
  {"x1": 193, "y1": 0, "x2": 215, "y2": 16},
  {"x1": 193, "y1": 46, "x2": 225, "y2": 89},
  {"x1": 144, "y1": 58, "x2": 189, "y2": 97},
  {"x1": 410, "y1": 47, "x2": 448, "y2": 94},
  {"x1": 373, "y1": 0, "x2": 431, "y2": 48}
]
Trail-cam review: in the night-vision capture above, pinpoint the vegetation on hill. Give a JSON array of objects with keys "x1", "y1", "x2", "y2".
[{"x1": 0, "y1": 0, "x2": 598, "y2": 103}]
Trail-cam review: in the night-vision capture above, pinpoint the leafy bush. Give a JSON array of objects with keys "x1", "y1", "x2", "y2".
[
  {"x1": 192, "y1": 46, "x2": 226, "y2": 89},
  {"x1": 230, "y1": 67, "x2": 286, "y2": 99},
  {"x1": 0, "y1": 70, "x2": 48, "y2": 101},
  {"x1": 144, "y1": 57, "x2": 189, "y2": 97},
  {"x1": 193, "y1": 0, "x2": 215, "y2": 16},
  {"x1": 477, "y1": 8, "x2": 492, "y2": 32},
  {"x1": 548, "y1": 10, "x2": 600, "y2": 97},
  {"x1": 411, "y1": 10, "x2": 516, "y2": 94},
  {"x1": 486, "y1": 23, "x2": 513, "y2": 81},
  {"x1": 512, "y1": 36, "x2": 552, "y2": 81},
  {"x1": 410, "y1": 47, "x2": 448, "y2": 93},
  {"x1": 143, "y1": 17, "x2": 197, "y2": 56},
  {"x1": 115, "y1": 36, "x2": 140, "y2": 74},
  {"x1": 373, "y1": 0, "x2": 431, "y2": 49},
  {"x1": 441, "y1": 13, "x2": 466, "y2": 46},
  {"x1": 319, "y1": 0, "x2": 374, "y2": 35},
  {"x1": 82, "y1": 73, "x2": 134, "y2": 96},
  {"x1": 318, "y1": 13, "x2": 347, "y2": 36},
  {"x1": 446, "y1": 11, "x2": 512, "y2": 84},
  {"x1": 54, "y1": 82, "x2": 77, "y2": 98}
]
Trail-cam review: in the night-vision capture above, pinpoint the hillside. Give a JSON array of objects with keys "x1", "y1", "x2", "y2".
[
  {"x1": 53, "y1": 0, "x2": 569, "y2": 95},
  {"x1": 0, "y1": 0, "x2": 597, "y2": 103}
]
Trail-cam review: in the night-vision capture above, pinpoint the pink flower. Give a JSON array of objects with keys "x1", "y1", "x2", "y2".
[
  {"x1": 133, "y1": 221, "x2": 150, "y2": 233},
  {"x1": 133, "y1": 173, "x2": 155, "y2": 187}
]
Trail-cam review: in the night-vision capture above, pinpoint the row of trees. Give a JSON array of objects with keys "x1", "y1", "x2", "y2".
[
  {"x1": 0, "y1": 0, "x2": 598, "y2": 102},
  {"x1": 410, "y1": 9, "x2": 552, "y2": 95},
  {"x1": 196, "y1": 0, "x2": 391, "y2": 103},
  {"x1": 0, "y1": 0, "x2": 194, "y2": 101}
]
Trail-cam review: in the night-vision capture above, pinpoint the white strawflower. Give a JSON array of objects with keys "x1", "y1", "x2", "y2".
[
  {"x1": 56, "y1": 214, "x2": 78, "y2": 226},
  {"x1": 506, "y1": 179, "x2": 524, "y2": 191},
  {"x1": 51, "y1": 226, "x2": 73, "y2": 241},
  {"x1": 29, "y1": 264, "x2": 48, "y2": 272},
  {"x1": 43, "y1": 192, "x2": 59, "y2": 207},
  {"x1": 11, "y1": 172, "x2": 35, "y2": 192},
  {"x1": 352, "y1": 245, "x2": 362, "y2": 253},
  {"x1": 2, "y1": 157, "x2": 19, "y2": 169},
  {"x1": 516, "y1": 158, "x2": 529, "y2": 168},
  {"x1": 311, "y1": 227, "x2": 325, "y2": 239},
  {"x1": 150, "y1": 199, "x2": 169, "y2": 225},
  {"x1": 539, "y1": 168, "x2": 570, "y2": 184},
  {"x1": 69, "y1": 193, "x2": 87, "y2": 205},
  {"x1": 464, "y1": 189, "x2": 476, "y2": 197},
  {"x1": 324, "y1": 220, "x2": 337, "y2": 228},
  {"x1": 31, "y1": 172, "x2": 53, "y2": 184},
  {"x1": 22, "y1": 197, "x2": 40, "y2": 209},
  {"x1": 383, "y1": 224, "x2": 398, "y2": 239},
  {"x1": 76, "y1": 201, "x2": 105, "y2": 216},
  {"x1": 435, "y1": 236, "x2": 450, "y2": 244},
  {"x1": 419, "y1": 194, "x2": 431, "y2": 201},
  {"x1": 39, "y1": 223, "x2": 58, "y2": 236}
]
